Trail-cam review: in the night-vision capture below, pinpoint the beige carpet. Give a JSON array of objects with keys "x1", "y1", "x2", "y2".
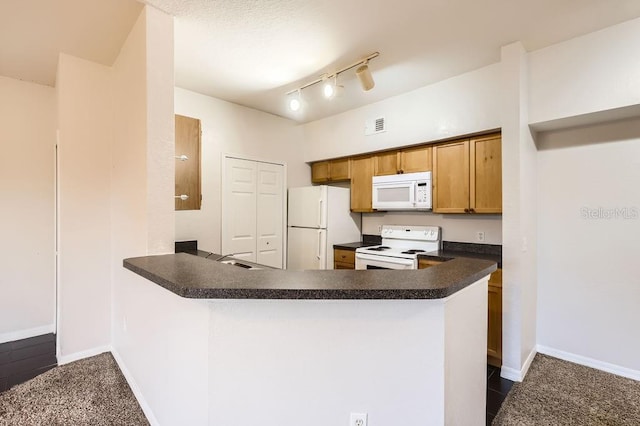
[
  {"x1": 494, "y1": 354, "x2": 640, "y2": 425},
  {"x1": 0, "y1": 352, "x2": 148, "y2": 425}
]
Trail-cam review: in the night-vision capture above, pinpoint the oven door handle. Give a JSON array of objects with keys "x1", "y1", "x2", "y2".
[{"x1": 355, "y1": 252, "x2": 416, "y2": 268}]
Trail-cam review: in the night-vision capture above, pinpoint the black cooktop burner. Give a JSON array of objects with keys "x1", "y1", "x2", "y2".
[
  {"x1": 367, "y1": 246, "x2": 391, "y2": 251},
  {"x1": 401, "y1": 249, "x2": 426, "y2": 254}
]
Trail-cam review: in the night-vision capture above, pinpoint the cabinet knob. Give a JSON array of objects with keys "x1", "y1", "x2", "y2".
[
  {"x1": 464, "y1": 208, "x2": 469, "y2": 213},
  {"x1": 470, "y1": 208, "x2": 476, "y2": 213}
]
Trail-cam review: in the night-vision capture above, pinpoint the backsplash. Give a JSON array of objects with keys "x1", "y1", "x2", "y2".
[{"x1": 362, "y1": 211, "x2": 502, "y2": 245}]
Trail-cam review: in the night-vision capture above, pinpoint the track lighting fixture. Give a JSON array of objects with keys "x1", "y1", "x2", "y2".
[{"x1": 285, "y1": 52, "x2": 379, "y2": 112}]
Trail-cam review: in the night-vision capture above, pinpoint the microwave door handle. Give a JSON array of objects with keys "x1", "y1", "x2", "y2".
[{"x1": 410, "y1": 182, "x2": 416, "y2": 206}]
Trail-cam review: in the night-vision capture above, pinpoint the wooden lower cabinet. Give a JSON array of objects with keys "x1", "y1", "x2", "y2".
[
  {"x1": 334, "y1": 248, "x2": 355, "y2": 269},
  {"x1": 418, "y1": 258, "x2": 443, "y2": 269},
  {"x1": 487, "y1": 268, "x2": 502, "y2": 367}
]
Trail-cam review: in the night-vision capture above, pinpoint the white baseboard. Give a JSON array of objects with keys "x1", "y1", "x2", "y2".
[
  {"x1": 537, "y1": 345, "x2": 640, "y2": 381},
  {"x1": 111, "y1": 348, "x2": 160, "y2": 426},
  {"x1": 0, "y1": 324, "x2": 55, "y2": 344},
  {"x1": 501, "y1": 347, "x2": 537, "y2": 382},
  {"x1": 57, "y1": 345, "x2": 111, "y2": 365}
]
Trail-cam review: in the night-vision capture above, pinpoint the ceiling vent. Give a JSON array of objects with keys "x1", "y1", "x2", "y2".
[{"x1": 365, "y1": 117, "x2": 386, "y2": 136}]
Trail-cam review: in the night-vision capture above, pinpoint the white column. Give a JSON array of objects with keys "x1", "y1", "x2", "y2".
[{"x1": 500, "y1": 42, "x2": 538, "y2": 381}]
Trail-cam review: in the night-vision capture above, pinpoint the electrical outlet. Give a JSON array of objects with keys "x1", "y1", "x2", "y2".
[
  {"x1": 350, "y1": 413, "x2": 367, "y2": 426},
  {"x1": 476, "y1": 231, "x2": 485, "y2": 242},
  {"x1": 377, "y1": 225, "x2": 382, "y2": 233}
]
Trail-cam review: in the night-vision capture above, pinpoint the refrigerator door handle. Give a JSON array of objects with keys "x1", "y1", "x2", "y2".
[
  {"x1": 318, "y1": 199, "x2": 323, "y2": 228},
  {"x1": 317, "y1": 230, "x2": 321, "y2": 259}
]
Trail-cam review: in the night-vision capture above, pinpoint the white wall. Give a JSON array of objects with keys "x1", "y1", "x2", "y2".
[
  {"x1": 529, "y1": 17, "x2": 640, "y2": 126},
  {"x1": 302, "y1": 63, "x2": 501, "y2": 162},
  {"x1": 0, "y1": 76, "x2": 56, "y2": 343},
  {"x1": 536, "y1": 118, "x2": 640, "y2": 379},
  {"x1": 362, "y1": 212, "x2": 502, "y2": 244},
  {"x1": 301, "y1": 64, "x2": 504, "y2": 245},
  {"x1": 56, "y1": 54, "x2": 113, "y2": 360},
  {"x1": 174, "y1": 88, "x2": 309, "y2": 253}
]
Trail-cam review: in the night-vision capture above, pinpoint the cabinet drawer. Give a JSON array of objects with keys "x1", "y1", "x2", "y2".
[
  {"x1": 418, "y1": 258, "x2": 443, "y2": 269},
  {"x1": 334, "y1": 249, "x2": 355, "y2": 265}
]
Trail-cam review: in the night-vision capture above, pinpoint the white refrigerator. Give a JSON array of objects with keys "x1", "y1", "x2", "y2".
[{"x1": 287, "y1": 186, "x2": 361, "y2": 270}]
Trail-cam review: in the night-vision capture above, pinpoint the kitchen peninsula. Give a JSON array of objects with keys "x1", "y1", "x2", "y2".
[{"x1": 122, "y1": 253, "x2": 496, "y2": 425}]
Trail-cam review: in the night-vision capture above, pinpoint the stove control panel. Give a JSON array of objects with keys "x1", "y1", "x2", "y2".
[{"x1": 381, "y1": 225, "x2": 440, "y2": 242}]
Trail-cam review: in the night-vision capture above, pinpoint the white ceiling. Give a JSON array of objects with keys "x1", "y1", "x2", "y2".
[
  {"x1": 0, "y1": 0, "x2": 143, "y2": 86},
  {"x1": 3, "y1": 0, "x2": 640, "y2": 123}
]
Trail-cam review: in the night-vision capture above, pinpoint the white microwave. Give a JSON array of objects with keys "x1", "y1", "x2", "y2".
[{"x1": 372, "y1": 171, "x2": 432, "y2": 211}]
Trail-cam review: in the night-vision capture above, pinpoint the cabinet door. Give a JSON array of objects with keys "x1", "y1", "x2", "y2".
[
  {"x1": 400, "y1": 146, "x2": 432, "y2": 174},
  {"x1": 487, "y1": 268, "x2": 502, "y2": 367},
  {"x1": 470, "y1": 135, "x2": 502, "y2": 213},
  {"x1": 175, "y1": 115, "x2": 201, "y2": 210},
  {"x1": 374, "y1": 151, "x2": 399, "y2": 176},
  {"x1": 329, "y1": 158, "x2": 351, "y2": 181},
  {"x1": 350, "y1": 156, "x2": 374, "y2": 212},
  {"x1": 311, "y1": 161, "x2": 330, "y2": 183},
  {"x1": 432, "y1": 140, "x2": 470, "y2": 213}
]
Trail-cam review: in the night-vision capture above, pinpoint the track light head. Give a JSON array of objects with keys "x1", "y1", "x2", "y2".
[
  {"x1": 356, "y1": 63, "x2": 375, "y2": 91},
  {"x1": 288, "y1": 90, "x2": 302, "y2": 111},
  {"x1": 323, "y1": 80, "x2": 335, "y2": 99}
]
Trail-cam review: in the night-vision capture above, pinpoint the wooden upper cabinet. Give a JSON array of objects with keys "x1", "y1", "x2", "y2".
[
  {"x1": 432, "y1": 140, "x2": 470, "y2": 213},
  {"x1": 311, "y1": 161, "x2": 330, "y2": 182},
  {"x1": 470, "y1": 135, "x2": 502, "y2": 213},
  {"x1": 350, "y1": 155, "x2": 374, "y2": 212},
  {"x1": 374, "y1": 146, "x2": 432, "y2": 176},
  {"x1": 311, "y1": 158, "x2": 350, "y2": 183},
  {"x1": 399, "y1": 145, "x2": 432, "y2": 174},
  {"x1": 175, "y1": 114, "x2": 201, "y2": 211},
  {"x1": 432, "y1": 134, "x2": 502, "y2": 214},
  {"x1": 374, "y1": 151, "x2": 399, "y2": 176}
]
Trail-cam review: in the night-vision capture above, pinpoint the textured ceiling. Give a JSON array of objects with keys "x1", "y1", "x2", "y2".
[
  {"x1": 144, "y1": 0, "x2": 640, "y2": 122},
  {"x1": 2, "y1": 0, "x2": 640, "y2": 123},
  {"x1": 0, "y1": 0, "x2": 143, "y2": 86}
]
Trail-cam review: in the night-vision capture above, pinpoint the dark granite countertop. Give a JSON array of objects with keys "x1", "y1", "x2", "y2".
[
  {"x1": 419, "y1": 250, "x2": 502, "y2": 268},
  {"x1": 123, "y1": 253, "x2": 496, "y2": 300},
  {"x1": 333, "y1": 242, "x2": 377, "y2": 251}
]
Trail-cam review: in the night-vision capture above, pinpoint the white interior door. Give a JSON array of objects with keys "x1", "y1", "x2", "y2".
[
  {"x1": 256, "y1": 162, "x2": 283, "y2": 268},
  {"x1": 222, "y1": 156, "x2": 285, "y2": 267},
  {"x1": 222, "y1": 158, "x2": 257, "y2": 262}
]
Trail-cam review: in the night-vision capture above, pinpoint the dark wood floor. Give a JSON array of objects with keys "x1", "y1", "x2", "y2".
[
  {"x1": 0, "y1": 334, "x2": 57, "y2": 393},
  {"x1": 487, "y1": 364, "x2": 514, "y2": 424}
]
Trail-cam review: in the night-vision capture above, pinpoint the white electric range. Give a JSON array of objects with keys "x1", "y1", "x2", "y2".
[{"x1": 355, "y1": 225, "x2": 441, "y2": 270}]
